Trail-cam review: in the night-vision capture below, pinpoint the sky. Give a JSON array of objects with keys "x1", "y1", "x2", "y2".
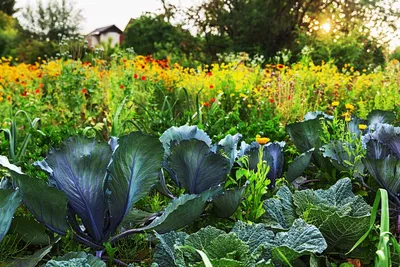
[{"x1": 15, "y1": 0, "x2": 200, "y2": 34}]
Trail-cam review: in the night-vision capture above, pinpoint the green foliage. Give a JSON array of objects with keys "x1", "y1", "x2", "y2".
[
  {"x1": 0, "y1": 0, "x2": 17, "y2": 16},
  {"x1": 235, "y1": 148, "x2": 270, "y2": 222},
  {"x1": 123, "y1": 14, "x2": 203, "y2": 65},
  {"x1": 20, "y1": 0, "x2": 83, "y2": 42},
  {"x1": 264, "y1": 179, "x2": 371, "y2": 253},
  {"x1": 153, "y1": 219, "x2": 327, "y2": 266},
  {"x1": 0, "y1": 11, "x2": 19, "y2": 57}
]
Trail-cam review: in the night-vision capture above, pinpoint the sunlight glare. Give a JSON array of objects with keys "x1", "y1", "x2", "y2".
[{"x1": 321, "y1": 22, "x2": 331, "y2": 33}]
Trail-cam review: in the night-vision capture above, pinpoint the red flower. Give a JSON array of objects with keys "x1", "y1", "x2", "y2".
[
  {"x1": 210, "y1": 98, "x2": 216, "y2": 103},
  {"x1": 141, "y1": 76, "x2": 146, "y2": 81},
  {"x1": 82, "y1": 88, "x2": 88, "y2": 94},
  {"x1": 120, "y1": 85, "x2": 125, "y2": 89},
  {"x1": 35, "y1": 89, "x2": 40, "y2": 94},
  {"x1": 204, "y1": 102, "x2": 210, "y2": 107},
  {"x1": 269, "y1": 99, "x2": 274, "y2": 103},
  {"x1": 39, "y1": 83, "x2": 44, "y2": 88},
  {"x1": 207, "y1": 71, "x2": 212, "y2": 76},
  {"x1": 288, "y1": 95, "x2": 292, "y2": 100},
  {"x1": 209, "y1": 85, "x2": 214, "y2": 89},
  {"x1": 133, "y1": 74, "x2": 138, "y2": 79}
]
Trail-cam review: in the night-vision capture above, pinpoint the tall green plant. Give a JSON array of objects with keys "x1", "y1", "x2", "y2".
[{"x1": 349, "y1": 189, "x2": 400, "y2": 266}]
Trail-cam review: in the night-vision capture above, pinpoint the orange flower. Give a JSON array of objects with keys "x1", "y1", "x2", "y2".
[
  {"x1": 35, "y1": 89, "x2": 40, "y2": 94},
  {"x1": 141, "y1": 76, "x2": 146, "y2": 81},
  {"x1": 209, "y1": 85, "x2": 214, "y2": 89},
  {"x1": 82, "y1": 88, "x2": 88, "y2": 94},
  {"x1": 204, "y1": 102, "x2": 210, "y2": 107},
  {"x1": 210, "y1": 97, "x2": 216, "y2": 103},
  {"x1": 120, "y1": 85, "x2": 125, "y2": 89},
  {"x1": 133, "y1": 74, "x2": 138, "y2": 79},
  {"x1": 277, "y1": 64, "x2": 285, "y2": 70}
]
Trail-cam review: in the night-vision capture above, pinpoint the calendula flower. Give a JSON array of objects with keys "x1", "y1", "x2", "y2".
[
  {"x1": 332, "y1": 101, "x2": 339, "y2": 107},
  {"x1": 358, "y1": 124, "x2": 367, "y2": 130},
  {"x1": 345, "y1": 103, "x2": 355, "y2": 111},
  {"x1": 345, "y1": 117, "x2": 351, "y2": 122},
  {"x1": 256, "y1": 134, "x2": 270, "y2": 145}
]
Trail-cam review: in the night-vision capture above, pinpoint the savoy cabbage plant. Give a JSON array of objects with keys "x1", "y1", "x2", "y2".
[
  {"x1": 152, "y1": 219, "x2": 327, "y2": 267},
  {"x1": 263, "y1": 178, "x2": 371, "y2": 251}
]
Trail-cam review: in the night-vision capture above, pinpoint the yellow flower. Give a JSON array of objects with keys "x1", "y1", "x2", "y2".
[
  {"x1": 256, "y1": 134, "x2": 270, "y2": 145},
  {"x1": 247, "y1": 104, "x2": 252, "y2": 108},
  {"x1": 345, "y1": 103, "x2": 355, "y2": 111},
  {"x1": 345, "y1": 117, "x2": 351, "y2": 122},
  {"x1": 359, "y1": 124, "x2": 367, "y2": 130},
  {"x1": 332, "y1": 101, "x2": 339, "y2": 107}
]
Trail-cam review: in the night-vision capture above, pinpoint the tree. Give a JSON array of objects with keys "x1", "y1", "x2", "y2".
[
  {"x1": 0, "y1": 11, "x2": 19, "y2": 57},
  {"x1": 184, "y1": 0, "x2": 400, "y2": 61},
  {"x1": 123, "y1": 13, "x2": 204, "y2": 64},
  {"x1": 0, "y1": 0, "x2": 17, "y2": 16},
  {"x1": 19, "y1": 0, "x2": 83, "y2": 41}
]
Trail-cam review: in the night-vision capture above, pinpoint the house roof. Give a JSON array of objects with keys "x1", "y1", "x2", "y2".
[{"x1": 88, "y1": 25, "x2": 122, "y2": 36}]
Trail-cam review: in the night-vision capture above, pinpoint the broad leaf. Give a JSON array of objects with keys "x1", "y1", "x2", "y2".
[
  {"x1": 263, "y1": 142, "x2": 285, "y2": 186},
  {"x1": 367, "y1": 110, "x2": 395, "y2": 127},
  {"x1": 10, "y1": 217, "x2": 49, "y2": 245},
  {"x1": 321, "y1": 141, "x2": 356, "y2": 172},
  {"x1": 263, "y1": 186, "x2": 295, "y2": 230},
  {"x1": 10, "y1": 237, "x2": 60, "y2": 267},
  {"x1": 362, "y1": 134, "x2": 391, "y2": 159},
  {"x1": 206, "y1": 233, "x2": 249, "y2": 261},
  {"x1": 0, "y1": 155, "x2": 22, "y2": 174},
  {"x1": 367, "y1": 124, "x2": 400, "y2": 158},
  {"x1": 293, "y1": 178, "x2": 371, "y2": 250},
  {"x1": 286, "y1": 149, "x2": 314, "y2": 182},
  {"x1": 40, "y1": 137, "x2": 112, "y2": 242},
  {"x1": 108, "y1": 132, "x2": 163, "y2": 235},
  {"x1": 11, "y1": 171, "x2": 69, "y2": 235},
  {"x1": 168, "y1": 139, "x2": 230, "y2": 194},
  {"x1": 238, "y1": 141, "x2": 261, "y2": 170},
  {"x1": 286, "y1": 118, "x2": 322, "y2": 153},
  {"x1": 160, "y1": 125, "x2": 211, "y2": 158},
  {"x1": 217, "y1": 133, "x2": 242, "y2": 169},
  {"x1": 364, "y1": 157, "x2": 400, "y2": 200},
  {"x1": 45, "y1": 251, "x2": 106, "y2": 267},
  {"x1": 185, "y1": 226, "x2": 226, "y2": 252},
  {"x1": 303, "y1": 111, "x2": 333, "y2": 121},
  {"x1": 232, "y1": 221, "x2": 275, "y2": 256},
  {"x1": 272, "y1": 219, "x2": 327, "y2": 263},
  {"x1": 120, "y1": 208, "x2": 155, "y2": 229},
  {"x1": 153, "y1": 231, "x2": 188, "y2": 267},
  {"x1": 211, "y1": 186, "x2": 245, "y2": 218},
  {"x1": 142, "y1": 187, "x2": 222, "y2": 233},
  {"x1": 0, "y1": 189, "x2": 22, "y2": 242}
]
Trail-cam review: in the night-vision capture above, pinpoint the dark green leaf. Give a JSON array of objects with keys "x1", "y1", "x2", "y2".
[
  {"x1": 286, "y1": 149, "x2": 314, "y2": 182},
  {"x1": 211, "y1": 187, "x2": 245, "y2": 218},
  {"x1": 108, "y1": 132, "x2": 164, "y2": 234},
  {"x1": 0, "y1": 189, "x2": 22, "y2": 242},
  {"x1": 168, "y1": 139, "x2": 230, "y2": 194}
]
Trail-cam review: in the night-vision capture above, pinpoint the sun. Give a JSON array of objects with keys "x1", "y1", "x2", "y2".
[{"x1": 321, "y1": 22, "x2": 331, "y2": 33}]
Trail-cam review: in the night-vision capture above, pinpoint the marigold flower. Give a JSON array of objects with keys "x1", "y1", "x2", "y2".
[
  {"x1": 133, "y1": 74, "x2": 138, "y2": 79},
  {"x1": 345, "y1": 103, "x2": 355, "y2": 111},
  {"x1": 358, "y1": 124, "x2": 367, "y2": 130},
  {"x1": 269, "y1": 99, "x2": 274, "y2": 103},
  {"x1": 141, "y1": 76, "x2": 146, "y2": 81},
  {"x1": 345, "y1": 117, "x2": 351, "y2": 122},
  {"x1": 35, "y1": 89, "x2": 40, "y2": 94},
  {"x1": 82, "y1": 88, "x2": 88, "y2": 94},
  {"x1": 204, "y1": 102, "x2": 210, "y2": 107},
  {"x1": 277, "y1": 64, "x2": 285, "y2": 70},
  {"x1": 256, "y1": 134, "x2": 270, "y2": 145},
  {"x1": 120, "y1": 85, "x2": 125, "y2": 89},
  {"x1": 332, "y1": 101, "x2": 339, "y2": 107},
  {"x1": 209, "y1": 85, "x2": 214, "y2": 89},
  {"x1": 210, "y1": 98, "x2": 216, "y2": 103}
]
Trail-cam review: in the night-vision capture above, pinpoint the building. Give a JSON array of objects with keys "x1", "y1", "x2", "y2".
[{"x1": 86, "y1": 25, "x2": 123, "y2": 48}]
